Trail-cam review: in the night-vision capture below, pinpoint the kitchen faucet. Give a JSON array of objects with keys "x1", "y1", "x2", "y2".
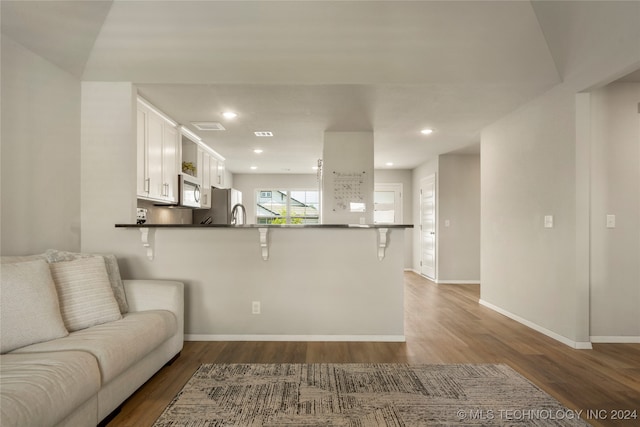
[{"x1": 230, "y1": 203, "x2": 246, "y2": 225}]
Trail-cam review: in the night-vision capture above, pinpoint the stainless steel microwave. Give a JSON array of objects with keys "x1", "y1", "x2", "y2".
[{"x1": 179, "y1": 174, "x2": 201, "y2": 208}]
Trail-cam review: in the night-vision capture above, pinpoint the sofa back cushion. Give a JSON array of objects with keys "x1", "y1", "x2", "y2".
[
  {"x1": 49, "y1": 257, "x2": 122, "y2": 331},
  {"x1": 0, "y1": 259, "x2": 69, "y2": 353}
]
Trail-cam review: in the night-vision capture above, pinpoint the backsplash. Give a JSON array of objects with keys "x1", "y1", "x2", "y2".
[{"x1": 137, "y1": 199, "x2": 193, "y2": 224}]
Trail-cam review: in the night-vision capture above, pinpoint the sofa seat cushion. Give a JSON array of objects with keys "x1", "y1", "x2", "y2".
[
  {"x1": 12, "y1": 310, "x2": 177, "y2": 384},
  {"x1": 0, "y1": 351, "x2": 100, "y2": 427}
]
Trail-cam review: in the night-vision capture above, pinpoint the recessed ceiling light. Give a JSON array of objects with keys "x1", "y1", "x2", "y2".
[
  {"x1": 420, "y1": 128, "x2": 434, "y2": 135},
  {"x1": 222, "y1": 111, "x2": 238, "y2": 119},
  {"x1": 250, "y1": 166, "x2": 258, "y2": 170},
  {"x1": 253, "y1": 149, "x2": 263, "y2": 154},
  {"x1": 386, "y1": 162, "x2": 394, "y2": 166},
  {"x1": 312, "y1": 166, "x2": 319, "y2": 170},
  {"x1": 254, "y1": 131, "x2": 273, "y2": 137}
]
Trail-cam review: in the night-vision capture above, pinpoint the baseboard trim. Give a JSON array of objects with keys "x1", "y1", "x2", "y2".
[
  {"x1": 185, "y1": 334, "x2": 406, "y2": 342},
  {"x1": 479, "y1": 299, "x2": 593, "y2": 350},
  {"x1": 436, "y1": 280, "x2": 481, "y2": 284},
  {"x1": 408, "y1": 270, "x2": 436, "y2": 281},
  {"x1": 590, "y1": 336, "x2": 640, "y2": 343}
]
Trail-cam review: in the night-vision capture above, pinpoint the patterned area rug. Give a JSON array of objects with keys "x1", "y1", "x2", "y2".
[{"x1": 154, "y1": 363, "x2": 589, "y2": 426}]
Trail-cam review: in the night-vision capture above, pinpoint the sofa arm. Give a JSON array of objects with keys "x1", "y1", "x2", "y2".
[{"x1": 122, "y1": 280, "x2": 184, "y2": 342}]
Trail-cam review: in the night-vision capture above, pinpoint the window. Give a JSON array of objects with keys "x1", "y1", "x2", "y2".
[
  {"x1": 256, "y1": 189, "x2": 320, "y2": 224},
  {"x1": 374, "y1": 183, "x2": 403, "y2": 224}
]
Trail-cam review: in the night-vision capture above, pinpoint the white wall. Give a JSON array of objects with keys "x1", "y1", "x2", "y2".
[
  {"x1": 80, "y1": 82, "x2": 138, "y2": 253},
  {"x1": 479, "y1": 1, "x2": 640, "y2": 348},
  {"x1": 589, "y1": 82, "x2": 640, "y2": 341},
  {"x1": 322, "y1": 132, "x2": 374, "y2": 224},
  {"x1": 481, "y1": 84, "x2": 585, "y2": 345},
  {"x1": 1, "y1": 37, "x2": 81, "y2": 255},
  {"x1": 437, "y1": 154, "x2": 480, "y2": 283},
  {"x1": 118, "y1": 227, "x2": 406, "y2": 340}
]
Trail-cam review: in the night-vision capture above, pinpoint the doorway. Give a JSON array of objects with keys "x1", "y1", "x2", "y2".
[{"x1": 420, "y1": 174, "x2": 436, "y2": 280}]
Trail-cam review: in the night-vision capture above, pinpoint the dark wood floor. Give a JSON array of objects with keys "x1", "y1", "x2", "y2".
[{"x1": 108, "y1": 272, "x2": 640, "y2": 426}]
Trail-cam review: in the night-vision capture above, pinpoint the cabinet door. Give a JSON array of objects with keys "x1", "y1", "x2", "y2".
[
  {"x1": 162, "y1": 124, "x2": 178, "y2": 202},
  {"x1": 209, "y1": 156, "x2": 219, "y2": 187},
  {"x1": 136, "y1": 107, "x2": 148, "y2": 197},
  {"x1": 199, "y1": 150, "x2": 211, "y2": 208},
  {"x1": 201, "y1": 151, "x2": 210, "y2": 188},
  {"x1": 146, "y1": 112, "x2": 164, "y2": 200},
  {"x1": 217, "y1": 161, "x2": 226, "y2": 188}
]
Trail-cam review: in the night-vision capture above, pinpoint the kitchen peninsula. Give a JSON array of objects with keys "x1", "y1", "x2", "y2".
[
  {"x1": 115, "y1": 223, "x2": 412, "y2": 341},
  {"x1": 82, "y1": 83, "x2": 412, "y2": 342}
]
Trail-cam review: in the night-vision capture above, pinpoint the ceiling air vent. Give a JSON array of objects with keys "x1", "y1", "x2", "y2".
[
  {"x1": 254, "y1": 131, "x2": 274, "y2": 137},
  {"x1": 191, "y1": 122, "x2": 226, "y2": 131}
]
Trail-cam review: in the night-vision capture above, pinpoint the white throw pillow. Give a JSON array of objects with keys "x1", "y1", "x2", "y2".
[
  {"x1": 49, "y1": 257, "x2": 122, "y2": 332},
  {"x1": 0, "y1": 259, "x2": 69, "y2": 353},
  {"x1": 45, "y1": 249, "x2": 129, "y2": 314}
]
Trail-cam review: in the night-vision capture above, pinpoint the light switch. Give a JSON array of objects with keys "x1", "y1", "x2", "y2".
[
  {"x1": 606, "y1": 214, "x2": 616, "y2": 228},
  {"x1": 544, "y1": 215, "x2": 553, "y2": 228},
  {"x1": 444, "y1": 219, "x2": 451, "y2": 227}
]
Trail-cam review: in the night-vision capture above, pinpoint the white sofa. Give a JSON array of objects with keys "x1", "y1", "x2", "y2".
[{"x1": 0, "y1": 252, "x2": 184, "y2": 427}]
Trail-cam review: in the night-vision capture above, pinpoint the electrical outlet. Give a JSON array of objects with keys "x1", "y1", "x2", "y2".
[
  {"x1": 252, "y1": 301, "x2": 261, "y2": 315},
  {"x1": 606, "y1": 214, "x2": 616, "y2": 228}
]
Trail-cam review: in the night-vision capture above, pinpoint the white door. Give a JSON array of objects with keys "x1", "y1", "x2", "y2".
[
  {"x1": 420, "y1": 175, "x2": 436, "y2": 279},
  {"x1": 374, "y1": 183, "x2": 402, "y2": 224}
]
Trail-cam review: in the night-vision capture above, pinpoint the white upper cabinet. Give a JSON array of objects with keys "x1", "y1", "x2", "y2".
[
  {"x1": 180, "y1": 134, "x2": 200, "y2": 182},
  {"x1": 216, "y1": 160, "x2": 226, "y2": 188},
  {"x1": 137, "y1": 99, "x2": 179, "y2": 203},
  {"x1": 199, "y1": 148, "x2": 212, "y2": 208},
  {"x1": 137, "y1": 96, "x2": 227, "y2": 205}
]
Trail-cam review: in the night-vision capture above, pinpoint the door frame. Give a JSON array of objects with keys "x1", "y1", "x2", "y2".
[{"x1": 420, "y1": 174, "x2": 437, "y2": 280}]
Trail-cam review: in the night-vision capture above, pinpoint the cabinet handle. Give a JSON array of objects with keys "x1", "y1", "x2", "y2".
[{"x1": 145, "y1": 178, "x2": 150, "y2": 193}]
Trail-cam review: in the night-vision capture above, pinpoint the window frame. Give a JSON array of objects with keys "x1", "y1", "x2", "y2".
[{"x1": 255, "y1": 188, "x2": 320, "y2": 225}]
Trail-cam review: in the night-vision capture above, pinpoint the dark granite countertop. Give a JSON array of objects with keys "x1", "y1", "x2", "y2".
[{"x1": 116, "y1": 223, "x2": 413, "y2": 229}]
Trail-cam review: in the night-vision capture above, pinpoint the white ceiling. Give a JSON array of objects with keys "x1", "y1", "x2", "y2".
[{"x1": 2, "y1": 1, "x2": 633, "y2": 174}]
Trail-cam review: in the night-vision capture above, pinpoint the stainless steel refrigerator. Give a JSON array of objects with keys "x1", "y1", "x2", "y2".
[{"x1": 193, "y1": 187, "x2": 243, "y2": 225}]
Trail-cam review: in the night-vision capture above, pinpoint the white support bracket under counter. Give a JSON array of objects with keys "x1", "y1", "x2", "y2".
[
  {"x1": 139, "y1": 227, "x2": 154, "y2": 260},
  {"x1": 258, "y1": 227, "x2": 269, "y2": 261},
  {"x1": 377, "y1": 228, "x2": 389, "y2": 261}
]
